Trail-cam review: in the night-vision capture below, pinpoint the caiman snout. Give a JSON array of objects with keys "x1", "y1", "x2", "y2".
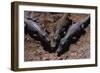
[{"x1": 56, "y1": 46, "x2": 63, "y2": 56}]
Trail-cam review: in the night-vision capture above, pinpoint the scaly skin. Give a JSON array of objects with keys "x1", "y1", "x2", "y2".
[
  {"x1": 51, "y1": 13, "x2": 72, "y2": 50},
  {"x1": 56, "y1": 15, "x2": 90, "y2": 56}
]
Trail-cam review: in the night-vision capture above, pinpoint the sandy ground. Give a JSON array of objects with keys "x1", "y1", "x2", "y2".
[{"x1": 24, "y1": 12, "x2": 90, "y2": 61}]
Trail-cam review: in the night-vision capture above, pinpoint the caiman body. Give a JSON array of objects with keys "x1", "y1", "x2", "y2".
[
  {"x1": 24, "y1": 12, "x2": 51, "y2": 52},
  {"x1": 56, "y1": 15, "x2": 90, "y2": 55},
  {"x1": 51, "y1": 13, "x2": 72, "y2": 50}
]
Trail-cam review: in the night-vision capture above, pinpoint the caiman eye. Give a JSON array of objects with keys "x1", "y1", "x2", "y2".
[
  {"x1": 54, "y1": 36, "x2": 57, "y2": 40},
  {"x1": 72, "y1": 36, "x2": 77, "y2": 40},
  {"x1": 80, "y1": 24, "x2": 84, "y2": 29}
]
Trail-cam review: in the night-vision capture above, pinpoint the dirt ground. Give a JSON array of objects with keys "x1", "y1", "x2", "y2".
[{"x1": 24, "y1": 12, "x2": 90, "y2": 61}]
